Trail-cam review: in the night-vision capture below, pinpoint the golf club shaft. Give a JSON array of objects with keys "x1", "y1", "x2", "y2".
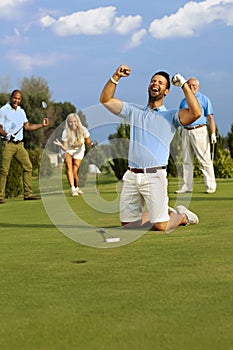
[
  {"x1": 94, "y1": 146, "x2": 100, "y2": 193},
  {"x1": 13, "y1": 102, "x2": 47, "y2": 137},
  {"x1": 13, "y1": 114, "x2": 35, "y2": 136},
  {"x1": 211, "y1": 143, "x2": 215, "y2": 162}
]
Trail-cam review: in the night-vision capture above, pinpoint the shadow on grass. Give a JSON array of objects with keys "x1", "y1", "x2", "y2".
[
  {"x1": 173, "y1": 196, "x2": 233, "y2": 201},
  {"x1": 0, "y1": 223, "x2": 123, "y2": 229},
  {"x1": 0, "y1": 223, "x2": 55, "y2": 228}
]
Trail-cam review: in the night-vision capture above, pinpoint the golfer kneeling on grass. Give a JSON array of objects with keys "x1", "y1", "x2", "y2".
[{"x1": 100, "y1": 64, "x2": 202, "y2": 231}]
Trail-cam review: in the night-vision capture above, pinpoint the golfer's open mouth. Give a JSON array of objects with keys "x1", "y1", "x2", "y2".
[
  {"x1": 151, "y1": 87, "x2": 159, "y2": 93},
  {"x1": 150, "y1": 89, "x2": 159, "y2": 97}
]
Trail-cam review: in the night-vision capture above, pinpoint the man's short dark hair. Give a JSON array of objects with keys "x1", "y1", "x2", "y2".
[
  {"x1": 10, "y1": 89, "x2": 22, "y2": 97},
  {"x1": 151, "y1": 71, "x2": 170, "y2": 90}
]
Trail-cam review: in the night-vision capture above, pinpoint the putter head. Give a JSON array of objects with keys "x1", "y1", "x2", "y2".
[
  {"x1": 97, "y1": 228, "x2": 120, "y2": 243},
  {"x1": 105, "y1": 237, "x2": 120, "y2": 243},
  {"x1": 41, "y1": 101, "x2": 47, "y2": 109}
]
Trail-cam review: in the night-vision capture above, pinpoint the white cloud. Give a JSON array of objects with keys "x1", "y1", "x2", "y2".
[
  {"x1": 40, "y1": 15, "x2": 56, "y2": 28},
  {"x1": 6, "y1": 51, "x2": 70, "y2": 72},
  {"x1": 127, "y1": 29, "x2": 147, "y2": 48},
  {"x1": 0, "y1": 0, "x2": 29, "y2": 18},
  {"x1": 114, "y1": 15, "x2": 142, "y2": 34},
  {"x1": 149, "y1": 0, "x2": 233, "y2": 39},
  {"x1": 40, "y1": 6, "x2": 142, "y2": 37},
  {"x1": 40, "y1": 7, "x2": 116, "y2": 36}
]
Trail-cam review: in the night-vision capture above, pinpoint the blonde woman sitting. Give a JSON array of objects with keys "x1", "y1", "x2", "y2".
[{"x1": 54, "y1": 113, "x2": 92, "y2": 196}]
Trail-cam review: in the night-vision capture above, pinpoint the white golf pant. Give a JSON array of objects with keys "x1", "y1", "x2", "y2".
[
  {"x1": 120, "y1": 169, "x2": 170, "y2": 224},
  {"x1": 181, "y1": 126, "x2": 216, "y2": 192}
]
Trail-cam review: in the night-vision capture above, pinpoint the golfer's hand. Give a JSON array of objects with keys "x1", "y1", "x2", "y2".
[
  {"x1": 6, "y1": 133, "x2": 13, "y2": 141},
  {"x1": 171, "y1": 73, "x2": 187, "y2": 87},
  {"x1": 42, "y1": 118, "x2": 49, "y2": 127},
  {"x1": 53, "y1": 139, "x2": 63, "y2": 147},
  {"x1": 115, "y1": 65, "x2": 131, "y2": 79},
  {"x1": 211, "y1": 133, "x2": 217, "y2": 144}
]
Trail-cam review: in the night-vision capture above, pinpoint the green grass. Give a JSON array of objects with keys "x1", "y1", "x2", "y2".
[{"x1": 0, "y1": 175, "x2": 233, "y2": 350}]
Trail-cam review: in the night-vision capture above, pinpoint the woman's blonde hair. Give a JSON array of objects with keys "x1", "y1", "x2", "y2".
[{"x1": 65, "y1": 113, "x2": 85, "y2": 148}]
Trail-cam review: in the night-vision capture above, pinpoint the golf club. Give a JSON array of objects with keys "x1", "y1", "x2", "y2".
[
  {"x1": 94, "y1": 145, "x2": 100, "y2": 194},
  {"x1": 211, "y1": 142, "x2": 215, "y2": 163},
  {"x1": 12, "y1": 101, "x2": 47, "y2": 138},
  {"x1": 97, "y1": 228, "x2": 120, "y2": 243}
]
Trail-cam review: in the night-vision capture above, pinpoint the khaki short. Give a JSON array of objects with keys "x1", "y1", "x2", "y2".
[{"x1": 120, "y1": 169, "x2": 169, "y2": 223}]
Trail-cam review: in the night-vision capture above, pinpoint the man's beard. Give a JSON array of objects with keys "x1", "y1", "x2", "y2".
[{"x1": 148, "y1": 91, "x2": 163, "y2": 102}]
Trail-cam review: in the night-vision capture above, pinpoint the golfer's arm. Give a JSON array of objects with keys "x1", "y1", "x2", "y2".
[
  {"x1": 24, "y1": 122, "x2": 43, "y2": 131},
  {"x1": 100, "y1": 80, "x2": 123, "y2": 115},
  {"x1": 85, "y1": 137, "x2": 92, "y2": 147},
  {"x1": 178, "y1": 83, "x2": 202, "y2": 126},
  {"x1": 61, "y1": 141, "x2": 68, "y2": 151},
  {"x1": 0, "y1": 125, "x2": 7, "y2": 137},
  {"x1": 24, "y1": 118, "x2": 49, "y2": 131},
  {"x1": 207, "y1": 114, "x2": 216, "y2": 134}
]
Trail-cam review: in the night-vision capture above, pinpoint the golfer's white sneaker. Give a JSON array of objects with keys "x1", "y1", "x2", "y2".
[
  {"x1": 175, "y1": 205, "x2": 199, "y2": 225},
  {"x1": 71, "y1": 189, "x2": 79, "y2": 196},
  {"x1": 206, "y1": 188, "x2": 216, "y2": 194},
  {"x1": 76, "y1": 187, "x2": 83, "y2": 194},
  {"x1": 175, "y1": 188, "x2": 192, "y2": 194}
]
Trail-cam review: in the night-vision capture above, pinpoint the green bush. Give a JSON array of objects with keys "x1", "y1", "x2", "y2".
[
  {"x1": 30, "y1": 147, "x2": 53, "y2": 177},
  {"x1": 5, "y1": 158, "x2": 23, "y2": 198},
  {"x1": 193, "y1": 156, "x2": 203, "y2": 178},
  {"x1": 39, "y1": 150, "x2": 54, "y2": 177},
  {"x1": 108, "y1": 123, "x2": 129, "y2": 180},
  {"x1": 0, "y1": 141, "x2": 23, "y2": 198},
  {"x1": 28, "y1": 147, "x2": 42, "y2": 176},
  {"x1": 0, "y1": 144, "x2": 53, "y2": 198},
  {"x1": 214, "y1": 148, "x2": 233, "y2": 178},
  {"x1": 79, "y1": 158, "x2": 89, "y2": 187}
]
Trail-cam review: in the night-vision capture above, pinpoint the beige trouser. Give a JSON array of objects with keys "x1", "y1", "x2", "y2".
[
  {"x1": 0, "y1": 141, "x2": 33, "y2": 198},
  {"x1": 181, "y1": 126, "x2": 216, "y2": 192}
]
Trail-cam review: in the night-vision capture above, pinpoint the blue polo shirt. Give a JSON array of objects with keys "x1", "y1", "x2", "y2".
[
  {"x1": 179, "y1": 91, "x2": 214, "y2": 127},
  {"x1": 118, "y1": 102, "x2": 181, "y2": 168}
]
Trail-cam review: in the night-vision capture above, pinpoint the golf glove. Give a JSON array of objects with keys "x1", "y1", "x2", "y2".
[
  {"x1": 6, "y1": 133, "x2": 13, "y2": 141},
  {"x1": 171, "y1": 73, "x2": 187, "y2": 87},
  {"x1": 211, "y1": 133, "x2": 217, "y2": 144}
]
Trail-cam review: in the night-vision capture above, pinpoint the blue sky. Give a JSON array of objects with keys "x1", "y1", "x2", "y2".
[{"x1": 0, "y1": 0, "x2": 233, "y2": 137}]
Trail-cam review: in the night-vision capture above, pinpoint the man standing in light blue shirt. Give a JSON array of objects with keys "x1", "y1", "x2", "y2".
[
  {"x1": 175, "y1": 77, "x2": 217, "y2": 194},
  {"x1": 0, "y1": 90, "x2": 49, "y2": 203},
  {"x1": 100, "y1": 65, "x2": 202, "y2": 232}
]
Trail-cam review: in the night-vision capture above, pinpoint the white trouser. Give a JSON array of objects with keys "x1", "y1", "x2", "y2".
[
  {"x1": 181, "y1": 126, "x2": 216, "y2": 192},
  {"x1": 120, "y1": 169, "x2": 169, "y2": 224}
]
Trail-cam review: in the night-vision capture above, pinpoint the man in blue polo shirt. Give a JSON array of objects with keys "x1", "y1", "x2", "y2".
[
  {"x1": 100, "y1": 64, "x2": 202, "y2": 232},
  {"x1": 175, "y1": 77, "x2": 217, "y2": 194}
]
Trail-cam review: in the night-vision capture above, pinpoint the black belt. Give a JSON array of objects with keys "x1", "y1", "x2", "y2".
[
  {"x1": 184, "y1": 124, "x2": 206, "y2": 130},
  {"x1": 2, "y1": 137, "x2": 23, "y2": 144},
  {"x1": 128, "y1": 166, "x2": 166, "y2": 174}
]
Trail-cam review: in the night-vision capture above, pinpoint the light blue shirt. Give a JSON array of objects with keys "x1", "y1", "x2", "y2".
[
  {"x1": 0, "y1": 103, "x2": 28, "y2": 141},
  {"x1": 179, "y1": 91, "x2": 214, "y2": 127},
  {"x1": 118, "y1": 102, "x2": 181, "y2": 168}
]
